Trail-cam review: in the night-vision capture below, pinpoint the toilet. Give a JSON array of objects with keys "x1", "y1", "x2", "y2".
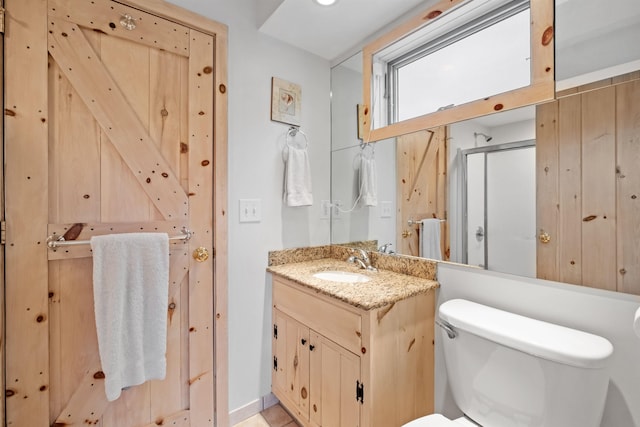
[{"x1": 405, "y1": 299, "x2": 614, "y2": 427}]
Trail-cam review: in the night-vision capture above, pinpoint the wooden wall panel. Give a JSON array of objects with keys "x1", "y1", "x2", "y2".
[
  {"x1": 616, "y1": 80, "x2": 640, "y2": 295},
  {"x1": 557, "y1": 95, "x2": 582, "y2": 284},
  {"x1": 581, "y1": 87, "x2": 617, "y2": 291},
  {"x1": 536, "y1": 101, "x2": 559, "y2": 280},
  {"x1": 538, "y1": 74, "x2": 640, "y2": 295}
]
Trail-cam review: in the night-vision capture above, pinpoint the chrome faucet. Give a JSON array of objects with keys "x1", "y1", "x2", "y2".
[
  {"x1": 378, "y1": 243, "x2": 395, "y2": 254},
  {"x1": 347, "y1": 249, "x2": 377, "y2": 271}
]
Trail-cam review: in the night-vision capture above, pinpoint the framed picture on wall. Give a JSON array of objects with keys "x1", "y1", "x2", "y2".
[{"x1": 271, "y1": 77, "x2": 302, "y2": 126}]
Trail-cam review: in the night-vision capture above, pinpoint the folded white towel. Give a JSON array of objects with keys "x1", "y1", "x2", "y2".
[
  {"x1": 91, "y1": 233, "x2": 169, "y2": 401},
  {"x1": 419, "y1": 219, "x2": 442, "y2": 260},
  {"x1": 359, "y1": 152, "x2": 377, "y2": 207},
  {"x1": 284, "y1": 145, "x2": 313, "y2": 207}
]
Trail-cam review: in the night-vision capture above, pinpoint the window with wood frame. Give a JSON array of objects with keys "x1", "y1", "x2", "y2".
[{"x1": 361, "y1": 0, "x2": 554, "y2": 142}]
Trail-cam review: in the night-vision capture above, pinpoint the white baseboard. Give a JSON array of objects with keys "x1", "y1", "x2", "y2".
[
  {"x1": 229, "y1": 393, "x2": 280, "y2": 426},
  {"x1": 262, "y1": 392, "x2": 279, "y2": 409}
]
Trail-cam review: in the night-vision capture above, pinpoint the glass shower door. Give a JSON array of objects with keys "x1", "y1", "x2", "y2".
[{"x1": 463, "y1": 141, "x2": 536, "y2": 277}]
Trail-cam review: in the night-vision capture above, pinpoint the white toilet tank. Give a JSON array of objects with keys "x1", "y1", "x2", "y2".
[{"x1": 438, "y1": 299, "x2": 613, "y2": 427}]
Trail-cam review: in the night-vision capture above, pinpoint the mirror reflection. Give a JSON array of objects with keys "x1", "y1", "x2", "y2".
[{"x1": 330, "y1": 0, "x2": 640, "y2": 295}]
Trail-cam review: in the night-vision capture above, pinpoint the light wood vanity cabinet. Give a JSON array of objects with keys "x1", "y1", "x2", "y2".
[{"x1": 272, "y1": 275, "x2": 435, "y2": 427}]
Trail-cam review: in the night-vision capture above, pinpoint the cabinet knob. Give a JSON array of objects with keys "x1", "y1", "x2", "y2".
[
  {"x1": 309, "y1": 344, "x2": 315, "y2": 351},
  {"x1": 301, "y1": 338, "x2": 307, "y2": 345}
]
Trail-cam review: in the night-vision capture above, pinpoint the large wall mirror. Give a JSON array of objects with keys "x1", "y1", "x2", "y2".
[{"x1": 330, "y1": 0, "x2": 640, "y2": 295}]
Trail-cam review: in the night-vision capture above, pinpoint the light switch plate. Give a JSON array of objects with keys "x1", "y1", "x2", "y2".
[
  {"x1": 333, "y1": 200, "x2": 342, "y2": 218},
  {"x1": 239, "y1": 199, "x2": 261, "y2": 223},
  {"x1": 320, "y1": 200, "x2": 331, "y2": 219},
  {"x1": 381, "y1": 201, "x2": 392, "y2": 218}
]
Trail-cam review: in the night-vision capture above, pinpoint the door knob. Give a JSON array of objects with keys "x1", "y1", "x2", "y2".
[
  {"x1": 193, "y1": 247, "x2": 210, "y2": 262},
  {"x1": 538, "y1": 230, "x2": 551, "y2": 244},
  {"x1": 402, "y1": 230, "x2": 412, "y2": 238}
]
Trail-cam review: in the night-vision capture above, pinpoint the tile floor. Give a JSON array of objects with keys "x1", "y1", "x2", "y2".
[{"x1": 232, "y1": 404, "x2": 300, "y2": 427}]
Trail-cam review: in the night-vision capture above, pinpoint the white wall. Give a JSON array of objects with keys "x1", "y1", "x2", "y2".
[
  {"x1": 435, "y1": 263, "x2": 640, "y2": 427},
  {"x1": 167, "y1": 0, "x2": 331, "y2": 416}
]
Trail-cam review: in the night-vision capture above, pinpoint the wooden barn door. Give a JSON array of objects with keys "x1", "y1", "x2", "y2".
[
  {"x1": 4, "y1": 0, "x2": 228, "y2": 426},
  {"x1": 396, "y1": 127, "x2": 449, "y2": 259}
]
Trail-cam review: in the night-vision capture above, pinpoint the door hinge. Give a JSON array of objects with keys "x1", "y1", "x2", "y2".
[
  {"x1": 356, "y1": 380, "x2": 364, "y2": 404},
  {"x1": 0, "y1": 6, "x2": 5, "y2": 34},
  {"x1": 273, "y1": 356, "x2": 278, "y2": 371},
  {"x1": 273, "y1": 324, "x2": 278, "y2": 339},
  {"x1": 1, "y1": 221, "x2": 6, "y2": 245}
]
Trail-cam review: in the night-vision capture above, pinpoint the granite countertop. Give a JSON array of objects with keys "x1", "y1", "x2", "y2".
[{"x1": 267, "y1": 258, "x2": 438, "y2": 310}]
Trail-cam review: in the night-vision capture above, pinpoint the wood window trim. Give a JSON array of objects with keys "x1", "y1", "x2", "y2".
[{"x1": 361, "y1": 0, "x2": 555, "y2": 142}]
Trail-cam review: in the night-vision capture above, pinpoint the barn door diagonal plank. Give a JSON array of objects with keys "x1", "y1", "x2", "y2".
[
  {"x1": 406, "y1": 130, "x2": 435, "y2": 203},
  {"x1": 52, "y1": 354, "x2": 108, "y2": 426},
  {"x1": 47, "y1": 17, "x2": 188, "y2": 221}
]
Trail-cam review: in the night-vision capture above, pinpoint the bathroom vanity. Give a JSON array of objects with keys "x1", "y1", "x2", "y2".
[{"x1": 268, "y1": 252, "x2": 438, "y2": 427}]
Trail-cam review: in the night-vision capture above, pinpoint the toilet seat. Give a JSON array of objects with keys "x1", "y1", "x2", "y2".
[{"x1": 402, "y1": 414, "x2": 480, "y2": 427}]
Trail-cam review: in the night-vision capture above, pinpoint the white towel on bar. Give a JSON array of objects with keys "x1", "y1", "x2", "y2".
[
  {"x1": 419, "y1": 219, "x2": 442, "y2": 260},
  {"x1": 359, "y1": 153, "x2": 377, "y2": 206},
  {"x1": 284, "y1": 145, "x2": 313, "y2": 206},
  {"x1": 91, "y1": 232, "x2": 169, "y2": 401}
]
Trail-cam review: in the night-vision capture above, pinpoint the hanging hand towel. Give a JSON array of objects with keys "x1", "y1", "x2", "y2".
[
  {"x1": 419, "y1": 219, "x2": 442, "y2": 260},
  {"x1": 91, "y1": 232, "x2": 169, "y2": 402},
  {"x1": 359, "y1": 152, "x2": 378, "y2": 207},
  {"x1": 284, "y1": 145, "x2": 313, "y2": 206}
]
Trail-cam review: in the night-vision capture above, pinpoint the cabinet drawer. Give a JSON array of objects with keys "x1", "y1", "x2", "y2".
[{"x1": 273, "y1": 277, "x2": 362, "y2": 355}]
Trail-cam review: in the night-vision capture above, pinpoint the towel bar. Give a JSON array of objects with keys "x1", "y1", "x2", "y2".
[
  {"x1": 407, "y1": 218, "x2": 446, "y2": 226},
  {"x1": 46, "y1": 227, "x2": 192, "y2": 249}
]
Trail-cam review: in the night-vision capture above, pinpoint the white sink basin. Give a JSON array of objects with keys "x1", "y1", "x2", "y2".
[{"x1": 313, "y1": 271, "x2": 370, "y2": 283}]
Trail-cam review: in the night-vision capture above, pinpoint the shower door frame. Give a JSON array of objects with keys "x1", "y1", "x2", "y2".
[{"x1": 461, "y1": 139, "x2": 535, "y2": 269}]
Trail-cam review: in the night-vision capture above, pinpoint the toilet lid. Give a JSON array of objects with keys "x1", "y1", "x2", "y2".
[{"x1": 403, "y1": 414, "x2": 459, "y2": 427}]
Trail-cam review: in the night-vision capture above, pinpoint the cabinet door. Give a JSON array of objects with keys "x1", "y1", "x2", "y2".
[
  {"x1": 309, "y1": 331, "x2": 361, "y2": 427},
  {"x1": 273, "y1": 309, "x2": 311, "y2": 420}
]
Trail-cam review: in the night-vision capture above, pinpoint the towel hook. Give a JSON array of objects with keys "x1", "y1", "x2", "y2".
[{"x1": 286, "y1": 126, "x2": 309, "y2": 150}]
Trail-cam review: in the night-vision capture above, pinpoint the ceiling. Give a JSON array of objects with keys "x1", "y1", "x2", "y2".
[
  {"x1": 259, "y1": 0, "x2": 429, "y2": 61},
  {"x1": 260, "y1": 0, "x2": 640, "y2": 72}
]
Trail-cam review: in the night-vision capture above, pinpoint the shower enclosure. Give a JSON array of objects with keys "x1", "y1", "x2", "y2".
[{"x1": 461, "y1": 140, "x2": 536, "y2": 277}]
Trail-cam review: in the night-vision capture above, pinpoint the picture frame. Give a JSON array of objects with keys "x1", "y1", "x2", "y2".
[{"x1": 271, "y1": 77, "x2": 302, "y2": 126}]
